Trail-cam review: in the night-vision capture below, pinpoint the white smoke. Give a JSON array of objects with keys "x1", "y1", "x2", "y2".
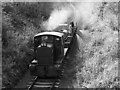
[
  {"x1": 44, "y1": 7, "x2": 72, "y2": 30},
  {"x1": 43, "y1": 0, "x2": 104, "y2": 31}
]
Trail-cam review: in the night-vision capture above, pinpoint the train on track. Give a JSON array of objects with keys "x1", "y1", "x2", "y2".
[{"x1": 29, "y1": 22, "x2": 77, "y2": 78}]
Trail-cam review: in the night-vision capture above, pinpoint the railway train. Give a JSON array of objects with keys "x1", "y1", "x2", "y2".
[{"x1": 29, "y1": 22, "x2": 76, "y2": 78}]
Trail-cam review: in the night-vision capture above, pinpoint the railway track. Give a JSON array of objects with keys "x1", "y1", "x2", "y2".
[
  {"x1": 26, "y1": 60, "x2": 66, "y2": 90},
  {"x1": 27, "y1": 76, "x2": 61, "y2": 90}
]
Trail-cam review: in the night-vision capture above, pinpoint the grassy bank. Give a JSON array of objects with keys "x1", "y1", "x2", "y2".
[
  {"x1": 2, "y1": 2, "x2": 53, "y2": 88},
  {"x1": 74, "y1": 2, "x2": 119, "y2": 88}
]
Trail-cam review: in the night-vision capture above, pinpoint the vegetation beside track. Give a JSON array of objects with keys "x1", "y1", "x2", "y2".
[
  {"x1": 74, "y1": 2, "x2": 119, "y2": 88},
  {"x1": 2, "y1": 2, "x2": 53, "y2": 88},
  {"x1": 58, "y1": 2, "x2": 119, "y2": 88},
  {"x1": 2, "y1": 2, "x2": 119, "y2": 89}
]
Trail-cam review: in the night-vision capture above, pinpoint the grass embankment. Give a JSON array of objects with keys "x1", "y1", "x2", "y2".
[
  {"x1": 2, "y1": 17, "x2": 37, "y2": 87},
  {"x1": 2, "y1": 2, "x2": 53, "y2": 88},
  {"x1": 53, "y1": 2, "x2": 119, "y2": 89},
  {"x1": 74, "y1": 2, "x2": 119, "y2": 88}
]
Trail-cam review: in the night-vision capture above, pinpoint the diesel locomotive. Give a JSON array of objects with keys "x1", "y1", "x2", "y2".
[{"x1": 29, "y1": 22, "x2": 76, "y2": 78}]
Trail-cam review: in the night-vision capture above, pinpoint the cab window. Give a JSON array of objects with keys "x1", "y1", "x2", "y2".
[{"x1": 40, "y1": 35, "x2": 53, "y2": 47}]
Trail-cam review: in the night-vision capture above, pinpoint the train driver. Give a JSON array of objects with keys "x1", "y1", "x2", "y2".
[{"x1": 69, "y1": 22, "x2": 74, "y2": 34}]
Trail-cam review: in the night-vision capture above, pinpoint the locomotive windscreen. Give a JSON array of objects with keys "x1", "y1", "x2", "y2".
[
  {"x1": 34, "y1": 35, "x2": 62, "y2": 65},
  {"x1": 34, "y1": 35, "x2": 53, "y2": 48}
]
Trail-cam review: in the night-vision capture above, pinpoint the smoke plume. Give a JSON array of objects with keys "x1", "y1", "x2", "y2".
[
  {"x1": 43, "y1": 7, "x2": 72, "y2": 30},
  {"x1": 43, "y1": 0, "x2": 103, "y2": 31}
]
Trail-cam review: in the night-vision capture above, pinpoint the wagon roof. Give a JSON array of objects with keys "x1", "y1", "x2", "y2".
[{"x1": 34, "y1": 31, "x2": 64, "y2": 37}]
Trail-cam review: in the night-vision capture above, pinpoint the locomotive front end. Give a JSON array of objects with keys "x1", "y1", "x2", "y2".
[{"x1": 29, "y1": 32, "x2": 64, "y2": 78}]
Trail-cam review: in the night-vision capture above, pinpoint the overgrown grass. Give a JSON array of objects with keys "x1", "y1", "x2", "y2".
[
  {"x1": 80, "y1": 30, "x2": 118, "y2": 88},
  {"x1": 2, "y1": 24, "x2": 37, "y2": 88},
  {"x1": 2, "y1": 2, "x2": 54, "y2": 88},
  {"x1": 2, "y1": 4, "x2": 37, "y2": 88},
  {"x1": 74, "y1": 2, "x2": 119, "y2": 88}
]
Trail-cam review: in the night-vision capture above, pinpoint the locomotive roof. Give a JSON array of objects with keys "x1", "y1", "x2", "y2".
[{"x1": 34, "y1": 31, "x2": 64, "y2": 37}]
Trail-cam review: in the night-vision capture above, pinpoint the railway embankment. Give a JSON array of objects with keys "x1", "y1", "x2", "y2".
[
  {"x1": 14, "y1": 70, "x2": 33, "y2": 88},
  {"x1": 2, "y1": 2, "x2": 119, "y2": 89},
  {"x1": 59, "y1": 32, "x2": 86, "y2": 88},
  {"x1": 60, "y1": 28, "x2": 119, "y2": 88},
  {"x1": 2, "y1": 2, "x2": 53, "y2": 88}
]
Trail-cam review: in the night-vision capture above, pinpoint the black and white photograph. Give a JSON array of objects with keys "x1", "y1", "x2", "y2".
[{"x1": 1, "y1": 0, "x2": 119, "y2": 89}]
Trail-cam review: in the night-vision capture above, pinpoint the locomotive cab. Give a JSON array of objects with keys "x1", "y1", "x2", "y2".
[{"x1": 29, "y1": 32, "x2": 64, "y2": 77}]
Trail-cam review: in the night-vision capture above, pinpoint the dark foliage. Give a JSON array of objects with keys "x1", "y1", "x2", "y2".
[{"x1": 2, "y1": 2, "x2": 53, "y2": 88}]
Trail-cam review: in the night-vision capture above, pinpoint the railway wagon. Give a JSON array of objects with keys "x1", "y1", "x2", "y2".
[{"x1": 29, "y1": 31, "x2": 65, "y2": 78}]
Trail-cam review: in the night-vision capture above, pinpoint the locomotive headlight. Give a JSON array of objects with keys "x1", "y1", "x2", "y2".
[
  {"x1": 55, "y1": 64, "x2": 60, "y2": 68},
  {"x1": 31, "y1": 59, "x2": 38, "y2": 64},
  {"x1": 29, "y1": 59, "x2": 38, "y2": 68},
  {"x1": 29, "y1": 59, "x2": 38, "y2": 76}
]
